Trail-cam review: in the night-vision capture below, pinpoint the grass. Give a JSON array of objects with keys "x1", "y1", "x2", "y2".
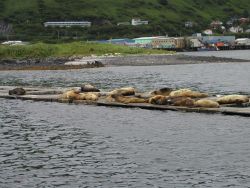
[{"x1": 0, "y1": 42, "x2": 171, "y2": 59}]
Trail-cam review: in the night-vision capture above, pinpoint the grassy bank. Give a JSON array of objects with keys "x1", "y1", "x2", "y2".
[{"x1": 0, "y1": 42, "x2": 170, "y2": 60}]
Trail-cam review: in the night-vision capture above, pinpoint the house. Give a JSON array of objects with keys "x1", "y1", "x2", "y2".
[
  {"x1": 229, "y1": 26, "x2": 244, "y2": 33},
  {"x1": 235, "y1": 38, "x2": 250, "y2": 45},
  {"x1": 203, "y1": 29, "x2": 213, "y2": 35},
  {"x1": 210, "y1": 20, "x2": 223, "y2": 29},
  {"x1": 1, "y1": 41, "x2": 27, "y2": 45},
  {"x1": 226, "y1": 20, "x2": 233, "y2": 26},
  {"x1": 185, "y1": 21, "x2": 194, "y2": 28},
  {"x1": 131, "y1": 18, "x2": 149, "y2": 26},
  {"x1": 44, "y1": 21, "x2": 91, "y2": 27},
  {"x1": 186, "y1": 38, "x2": 203, "y2": 48},
  {"x1": 192, "y1": 33, "x2": 202, "y2": 38},
  {"x1": 117, "y1": 22, "x2": 130, "y2": 26},
  {"x1": 245, "y1": 29, "x2": 250, "y2": 33},
  {"x1": 239, "y1": 18, "x2": 250, "y2": 24}
]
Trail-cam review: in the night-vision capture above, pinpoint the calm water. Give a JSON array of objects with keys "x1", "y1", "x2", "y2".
[
  {"x1": 181, "y1": 50, "x2": 250, "y2": 60},
  {"x1": 1, "y1": 62, "x2": 250, "y2": 187}
]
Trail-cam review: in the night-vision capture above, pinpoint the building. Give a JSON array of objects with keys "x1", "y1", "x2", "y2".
[
  {"x1": 133, "y1": 36, "x2": 161, "y2": 46},
  {"x1": 131, "y1": 18, "x2": 149, "y2": 26},
  {"x1": 235, "y1": 38, "x2": 250, "y2": 46},
  {"x1": 229, "y1": 26, "x2": 244, "y2": 33},
  {"x1": 151, "y1": 37, "x2": 185, "y2": 49},
  {"x1": 1, "y1": 41, "x2": 27, "y2": 45},
  {"x1": 210, "y1": 20, "x2": 223, "y2": 29},
  {"x1": 239, "y1": 18, "x2": 250, "y2": 24},
  {"x1": 203, "y1": 29, "x2": 213, "y2": 35},
  {"x1": 201, "y1": 36, "x2": 235, "y2": 45},
  {"x1": 185, "y1": 21, "x2": 194, "y2": 28},
  {"x1": 117, "y1": 22, "x2": 130, "y2": 26},
  {"x1": 44, "y1": 21, "x2": 91, "y2": 27},
  {"x1": 186, "y1": 38, "x2": 203, "y2": 48},
  {"x1": 192, "y1": 33, "x2": 202, "y2": 38},
  {"x1": 226, "y1": 20, "x2": 233, "y2": 26},
  {"x1": 107, "y1": 38, "x2": 135, "y2": 45}
]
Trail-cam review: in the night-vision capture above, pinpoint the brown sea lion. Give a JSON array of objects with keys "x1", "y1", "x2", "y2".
[
  {"x1": 151, "y1": 88, "x2": 173, "y2": 96},
  {"x1": 75, "y1": 92, "x2": 100, "y2": 101},
  {"x1": 9, "y1": 88, "x2": 26, "y2": 95},
  {"x1": 108, "y1": 94, "x2": 147, "y2": 104},
  {"x1": 61, "y1": 90, "x2": 80, "y2": 100},
  {"x1": 168, "y1": 97, "x2": 195, "y2": 107},
  {"x1": 148, "y1": 95, "x2": 168, "y2": 105}
]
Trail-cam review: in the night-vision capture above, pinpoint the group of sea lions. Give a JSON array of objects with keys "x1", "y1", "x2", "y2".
[
  {"x1": 60, "y1": 84, "x2": 101, "y2": 101},
  {"x1": 60, "y1": 85, "x2": 250, "y2": 108},
  {"x1": 8, "y1": 85, "x2": 249, "y2": 108}
]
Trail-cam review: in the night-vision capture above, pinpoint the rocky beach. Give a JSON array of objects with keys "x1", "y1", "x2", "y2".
[{"x1": 0, "y1": 54, "x2": 249, "y2": 70}]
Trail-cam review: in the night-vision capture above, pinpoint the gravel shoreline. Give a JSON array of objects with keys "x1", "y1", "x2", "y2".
[
  {"x1": 0, "y1": 54, "x2": 249, "y2": 70},
  {"x1": 99, "y1": 54, "x2": 249, "y2": 66}
]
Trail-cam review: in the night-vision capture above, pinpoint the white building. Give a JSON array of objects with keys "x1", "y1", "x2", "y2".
[
  {"x1": 131, "y1": 18, "x2": 148, "y2": 26},
  {"x1": 203, "y1": 29, "x2": 213, "y2": 35},
  {"x1": 117, "y1": 22, "x2": 130, "y2": 26},
  {"x1": 229, "y1": 26, "x2": 244, "y2": 33},
  {"x1": 235, "y1": 38, "x2": 250, "y2": 45},
  {"x1": 44, "y1": 21, "x2": 91, "y2": 28},
  {"x1": 185, "y1": 21, "x2": 194, "y2": 28},
  {"x1": 1, "y1": 41, "x2": 27, "y2": 45}
]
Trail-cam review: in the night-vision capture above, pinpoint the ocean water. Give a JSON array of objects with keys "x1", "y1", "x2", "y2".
[
  {"x1": 1, "y1": 61, "x2": 250, "y2": 187},
  {"x1": 180, "y1": 50, "x2": 250, "y2": 60}
]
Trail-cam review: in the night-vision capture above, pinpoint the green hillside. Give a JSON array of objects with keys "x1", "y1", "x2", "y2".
[{"x1": 0, "y1": 0, "x2": 249, "y2": 41}]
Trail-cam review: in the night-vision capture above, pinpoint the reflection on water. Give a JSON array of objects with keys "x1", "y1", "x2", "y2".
[{"x1": 1, "y1": 62, "x2": 250, "y2": 187}]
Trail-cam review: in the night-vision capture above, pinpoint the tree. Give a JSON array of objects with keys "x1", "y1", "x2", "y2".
[
  {"x1": 243, "y1": 9, "x2": 249, "y2": 18},
  {"x1": 0, "y1": 21, "x2": 13, "y2": 40},
  {"x1": 158, "y1": 0, "x2": 168, "y2": 6}
]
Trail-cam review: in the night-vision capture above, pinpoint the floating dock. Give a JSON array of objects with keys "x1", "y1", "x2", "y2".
[{"x1": 1, "y1": 86, "x2": 250, "y2": 117}]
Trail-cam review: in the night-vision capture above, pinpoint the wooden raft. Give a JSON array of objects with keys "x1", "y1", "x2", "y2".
[{"x1": 0, "y1": 86, "x2": 250, "y2": 117}]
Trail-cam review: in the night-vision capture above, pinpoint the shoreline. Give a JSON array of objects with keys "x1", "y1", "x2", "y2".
[{"x1": 0, "y1": 54, "x2": 249, "y2": 71}]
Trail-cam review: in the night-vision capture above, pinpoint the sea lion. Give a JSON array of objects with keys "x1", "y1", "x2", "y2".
[
  {"x1": 9, "y1": 88, "x2": 26, "y2": 95},
  {"x1": 169, "y1": 89, "x2": 208, "y2": 98},
  {"x1": 110, "y1": 94, "x2": 147, "y2": 104},
  {"x1": 81, "y1": 84, "x2": 100, "y2": 92},
  {"x1": 168, "y1": 97, "x2": 195, "y2": 107},
  {"x1": 76, "y1": 93, "x2": 100, "y2": 101},
  {"x1": 61, "y1": 90, "x2": 80, "y2": 100},
  {"x1": 151, "y1": 88, "x2": 173, "y2": 96},
  {"x1": 194, "y1": 99, "x2": 220, "y2": 108},
  {"x1": 109, "y1": 87, "x2": 135, "y2": 96},
  {"x1": 148, "y1": 95, "x2": 168, "y2": 105},
  {"x1": 216, "y1": 95, "x2": 249, "y2": 104}
]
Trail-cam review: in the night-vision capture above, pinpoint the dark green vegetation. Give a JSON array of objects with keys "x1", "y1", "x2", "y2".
[
  {"x1": 0, "y1": 42, "x2": 169, "y2": 59},
  {"x1": 0, "y1": 0, "x2": 250, "y2": 41}
]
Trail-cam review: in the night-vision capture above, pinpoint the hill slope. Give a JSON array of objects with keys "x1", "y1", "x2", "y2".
[{"x1": 0, "y1": 0, "x2": 249, "y2": 41}]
